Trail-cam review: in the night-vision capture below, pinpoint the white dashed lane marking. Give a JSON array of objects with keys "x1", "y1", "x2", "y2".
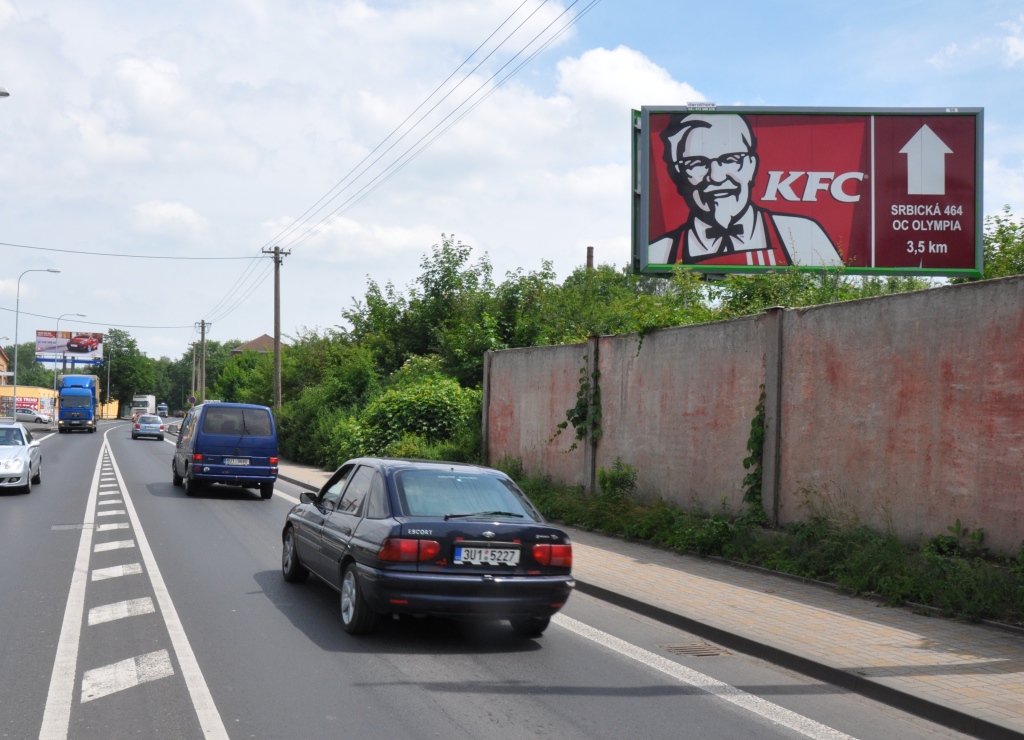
[
  {"x1": 92, "y1": 563, "x2": 144, "y2": 582},
  {"x1": 87, "y1": 597, "x2": 156, "y2": 626},
  {"x1": 93, "y1": 540, "x2": 135, "y2": 553},
  {"x1": 80, "y1": 650, "x2": 174, "y2": 703}
]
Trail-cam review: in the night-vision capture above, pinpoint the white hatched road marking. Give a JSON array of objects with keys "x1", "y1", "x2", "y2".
[
  {"x1": 88, "y1": 597, "x2": 155, "y2": 626},
  {"x1": 80, "y1": 650, "x2": 174, "y2": 703},
  {"x1": 94, "y1": 540, "x2": 135, "y2": 553},
  {"x1": 96, "y1": 510, "x2": 126, "y2": 517},
  {"x1": 98, "y1": 490, "x2": 119, "y2": 496},
  {"x1": 97, "y1": 500, "x2": 123, "y2": 506},
  {"x1": 40, "y1": 431, "x2": 229, "y2": 739},
  {"x1": 92, "y1": 563, "x2": 143, "y2": 582},
  {"x1": 97, "y1": 523, "x2": 129, "y2": 532},
  {"x1": 552, "y1": 615, "x2": 856, "y2": 740}
]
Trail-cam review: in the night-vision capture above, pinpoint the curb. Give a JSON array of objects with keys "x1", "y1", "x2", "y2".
[
  {"x1": 573, "y1": 579, "x2": 1022, "y2": 740},
  {"x1": 276, "y1": 473, "x2": 320, "y2": 492}
]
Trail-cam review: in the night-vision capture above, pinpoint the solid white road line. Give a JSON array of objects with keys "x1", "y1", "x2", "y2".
[
  {"x1": 38, "y1": 441, "x2": 104, "y2": 739},
  {"x1": 97, "y1": 523, "x2": 129, "y2": 532},
  {"x1": 88, "y1": 597, "x2": 156, "y2": 626},
  {"x1": 106, "y1": 434, "x2": 229, "y2": 739},
  {"x1": 92, "y1": 563, "x2": 143, "y2": 581},
  {"x1": 80, "y1": 650, "x2": 174, "y2": 703},
  {"x1": 552, "y1": 615, "x2": 856, "y2": 740},
  {"x1": 94, "y1": 540, "x2": 135, "y2": 553},
  {"x1": 96, "y1": 510, "x2": 126, "y2": 517}
]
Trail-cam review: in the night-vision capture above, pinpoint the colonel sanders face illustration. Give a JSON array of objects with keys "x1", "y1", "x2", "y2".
[{"x1": 661, "y1": 114, "x2": 758, "y2": 230}]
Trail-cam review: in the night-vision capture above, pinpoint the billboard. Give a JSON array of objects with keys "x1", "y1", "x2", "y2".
[
  {"x1": 35, "y1": 330, "x2": 105, "y2": 364},
  {"x1": 632, "y1": 106, "x2": 983, "y2": 277}
]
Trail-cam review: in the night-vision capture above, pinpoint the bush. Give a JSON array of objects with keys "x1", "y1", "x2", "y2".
[{"x1": 361, "y1": 376, "x2": 480, "y2": 453}]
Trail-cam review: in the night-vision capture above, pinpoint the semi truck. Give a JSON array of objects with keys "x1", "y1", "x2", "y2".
[
  {"x1": 57, "y1": 375, "x2": 100, "y2": 433},
  {"x1": 132, "y1": 394, "x2": 157, "y2": 418},
  {"x1": 157, "y1": 402, "x2": 169, "y2": 417}
]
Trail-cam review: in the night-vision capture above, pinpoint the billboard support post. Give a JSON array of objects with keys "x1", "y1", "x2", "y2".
[{"x1": 633, "y1": 106, "x2": 983, "y2": 278}]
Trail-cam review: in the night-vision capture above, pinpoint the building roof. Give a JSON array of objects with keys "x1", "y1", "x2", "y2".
[{"x1": 229, "y1": 334, "x2": 279, "y2": 355}]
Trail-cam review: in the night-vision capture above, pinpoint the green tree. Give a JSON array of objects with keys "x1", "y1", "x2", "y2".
[
  {"x1": 3, "y1": 341, "x2": 54, "y2": 389},
  {"x1": 104, "y1": 329, "x2": 154, "y2": 410},
  {"x1": 980, "y1": 206, "x2": 1024, "y2": 278}
]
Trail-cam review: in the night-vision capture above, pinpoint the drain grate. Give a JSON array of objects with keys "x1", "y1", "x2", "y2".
[
  {"x1": 661, "y1": 642, "x2": 729, "y2": 657},
  {"x1": 51, "y1": 524, "x2": 92, "y2": 531}
]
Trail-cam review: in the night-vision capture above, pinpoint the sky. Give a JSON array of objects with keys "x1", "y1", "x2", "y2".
[{"x1": 1, "y1": 0, "x2": 1022, "y2": 359}]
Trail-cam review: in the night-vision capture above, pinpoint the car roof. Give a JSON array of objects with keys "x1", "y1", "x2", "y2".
[
  {"x1": 0, "y1": 421, "x2": 29, "y2": 431},
  {"x1": 339, "y1": 457, "x2": 501, "y2": 476}
]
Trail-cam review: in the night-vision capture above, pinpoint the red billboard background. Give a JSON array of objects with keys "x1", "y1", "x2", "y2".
[{"x1": 644, "y1": 110, "x2": 978, "y2": 273}]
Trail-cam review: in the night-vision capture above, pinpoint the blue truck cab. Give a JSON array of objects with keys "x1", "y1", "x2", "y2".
[
  {"x1": 57, "y1": 374, "x2": 100, "y2": 433},
  {"x1": 171, "y1": 403, "x2": 279, "y2": 499}
]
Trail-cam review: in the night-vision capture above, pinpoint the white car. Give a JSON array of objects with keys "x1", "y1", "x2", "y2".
[
  {"x1": 15, "y1": 408, "x2": 52, "y2": 424},
  {"x1": 0, "y1": 422, "x2": 42, "y2": 493}
]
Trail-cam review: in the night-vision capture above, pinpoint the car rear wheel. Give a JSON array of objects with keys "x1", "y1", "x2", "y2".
[
  {"x1": 281, "y1": 528, "x2": 309, "y2": 583},
  {"x1": 171, "y1": 461, "x2": 183, "y2": 487},
  {"x1": 31, "y1": 462, "x2": 41, "y2": 485},
  {"x1": 340, "y1": 565, "x2": 377, "y2": 634},
  {"x1": 260, "y1": 481, "x2": 273, "y2": 499},
  {"x1": 509, "y1": 616, "x2": 550, "y2": 637}
]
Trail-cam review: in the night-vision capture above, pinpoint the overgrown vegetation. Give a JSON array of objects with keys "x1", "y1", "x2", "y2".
[{"x1": 501, "y1": 461, "x2": 1024, "y2": 625}]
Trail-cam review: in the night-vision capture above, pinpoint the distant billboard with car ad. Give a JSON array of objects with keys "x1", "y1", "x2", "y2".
[
  {"x1": 35, "y1": 330, "x2": 105, "y2": 363},
  {"x1": 632, "y1": 106, "x2": 983, "y2": 277}
]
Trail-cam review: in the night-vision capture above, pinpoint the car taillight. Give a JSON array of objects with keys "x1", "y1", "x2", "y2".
[
  {"x1": 134, "y1": 424, "x2": 140, "y2": 429},
  {"x1": 269, "y1": 457, "x2": 279, "y2": 464},
  {"x1": 532, "y1": 543, "x2": 573, "y2": 567},
  {"x1": 192, "y1": 453, "x2": 203, "y2": 461},
  {"x1": 378, "y1": 538, "x2": 441, "y2": 562},
  {"x1": 159, "y1": 425, "x2": 164, "y2": 431}
]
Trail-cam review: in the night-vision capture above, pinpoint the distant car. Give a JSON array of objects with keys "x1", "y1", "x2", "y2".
[
  {"x1": 132, "y1": 414, "x2": 165, "y2": 441},
  {"x1": 0, "y1": 422, "x2": 42, "y2": 493},
  {"x1": 67, "y1": 335, "x2": 100, "y2": 352},
  {"x1": 15, "y1": 408, "x2": 52, "y2": 424},
  {"x1": 281, "y1": 458, "x2": 574, "y2": 636}
]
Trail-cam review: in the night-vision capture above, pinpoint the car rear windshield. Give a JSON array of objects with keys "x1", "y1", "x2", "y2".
[
  {"x1": 139, "y1": 415, "x2": 161, "y2": 424},
  {"x1": 394, "y1": 470, "x2": 539, "y2": 520},
  {"x1": 61, "y1": 396, "x2": 92, "y2": 408},
  {"x1": 201, "y1": 406, "x2": 273, "y2": 437}
]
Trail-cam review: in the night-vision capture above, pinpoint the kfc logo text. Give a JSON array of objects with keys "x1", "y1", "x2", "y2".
[{"x1": 761, "y1": 171, "x2": 865, "y2": 203}]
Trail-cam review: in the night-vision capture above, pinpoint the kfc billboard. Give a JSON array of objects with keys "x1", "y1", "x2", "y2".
[
  {"x1": 633, "y1": 106, "x2": 983, "y2": 277},
  {"x1": 35, "y1": 330, "x2": 105, "y2": 363}
]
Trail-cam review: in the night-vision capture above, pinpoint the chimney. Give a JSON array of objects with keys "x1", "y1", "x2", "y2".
[{"x1": 586, "y1": 246, "x2": 594, "y2": 270}]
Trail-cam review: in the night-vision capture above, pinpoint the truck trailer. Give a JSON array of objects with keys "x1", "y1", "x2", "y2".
[{"x1": 57, "y1": 375, "x2": 100, "y2": 433}]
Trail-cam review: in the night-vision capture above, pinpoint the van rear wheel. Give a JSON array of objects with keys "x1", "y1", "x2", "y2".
[
  {"x1": 260, "y1": 481, "x2": 274, "y2": 499},
  {"x1": 185, "y1": 476, "x2": 202, "y2": 497}
]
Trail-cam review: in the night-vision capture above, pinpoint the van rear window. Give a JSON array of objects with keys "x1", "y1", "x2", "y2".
[{"x1": 202, "y1": 407, "x2": 273, "y2": 437}]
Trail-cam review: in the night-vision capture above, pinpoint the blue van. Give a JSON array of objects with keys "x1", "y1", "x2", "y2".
[{"x1": 171, "y1": 403, "x2": 279, "y2": 499}]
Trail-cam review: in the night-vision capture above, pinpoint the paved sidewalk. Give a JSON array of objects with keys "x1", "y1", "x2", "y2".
[{"x1": 276, "y1": 458, "x2": 1024, "y2": 740}]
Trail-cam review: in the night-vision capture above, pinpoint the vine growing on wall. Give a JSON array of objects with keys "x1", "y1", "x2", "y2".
[
  {"x1": 741, "y1": 387, "x2": 768, "y2": 523},
  {"x1": 550, "y1": 358, "x2": 602, "y2": 452}
]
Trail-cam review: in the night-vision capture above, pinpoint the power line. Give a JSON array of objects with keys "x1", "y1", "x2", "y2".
[
  {"x1": 0, "y1": 305, "x2": 194, "y2": 329},
  {"x1": 0, "y1": 241, "x2": 259, "y2": 260},
  {"x1": 258, "y1": 0, "x2": 541, "y2": 252},
  {"x1": 281, "y1": 0, "x2": 595, "y2": 252}
]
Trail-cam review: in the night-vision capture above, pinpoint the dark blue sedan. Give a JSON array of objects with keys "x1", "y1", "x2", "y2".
[{"x1": 281, "y1": 458, "x2": 574, "y2": 636}]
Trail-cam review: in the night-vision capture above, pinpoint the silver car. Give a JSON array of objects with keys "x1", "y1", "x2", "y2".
[
  {"x1": 15, "y1": 408, "x2": 52, "y2": 424},
  {"x1": 132, "y1": 414, "x2": 165, "y2": 441},
  {"x1": 0, "y1": 423, "x2": 42, "y2": 493}
]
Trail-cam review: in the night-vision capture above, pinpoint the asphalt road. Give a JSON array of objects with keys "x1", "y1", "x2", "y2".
[{"x1": 0, "y1": 422, "x2": 974, "y2": 740}]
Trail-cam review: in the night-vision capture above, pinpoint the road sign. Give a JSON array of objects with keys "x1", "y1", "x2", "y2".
[
  {"x1": 633, "y1": 106, "x2": 983, "y2": 277},
  {"x1": 188, "y1": 396, "x2": 196, "y2": 405}
]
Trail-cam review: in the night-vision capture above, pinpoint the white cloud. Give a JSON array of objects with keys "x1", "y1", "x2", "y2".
[
  {"x1": 134, "y1": 200, "x2": 209, "y2": 234},
  {"x1": 557, "y1": 46, "x2": 704, "y2": 110},
  {"x1": 68, "y1": 111, "x2": 151, "y2": 163},
  {"x1": 927, "y1": 42, "x2": 960, "y2": 68}
]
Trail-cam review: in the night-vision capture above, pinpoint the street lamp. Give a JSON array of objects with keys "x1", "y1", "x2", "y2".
[
  {"x1": 0, "y1": 88, "x2": 8, "y2": 99},
  {"x1": 52, "y1": 312, "x2": 86, "y2": 405},
  {"x1": 12, "y1": 269, "x2": 60, "y2": 418}
]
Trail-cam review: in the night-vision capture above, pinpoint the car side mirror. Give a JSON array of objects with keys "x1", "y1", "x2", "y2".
[
  {"x1": 29, "y1": 441, "x2": 40, "y2": 448},
  {"x1": 300, "y1": 491, "x2": 314, "y2": 504}
]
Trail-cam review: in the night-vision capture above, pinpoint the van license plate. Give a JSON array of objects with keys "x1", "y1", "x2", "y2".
[
  {"x1": 224, "y1": 458, "x2": 249, "y2": 466},
  {"x1": 454, "y1": 547, "x2": 520, "y2": 566}
]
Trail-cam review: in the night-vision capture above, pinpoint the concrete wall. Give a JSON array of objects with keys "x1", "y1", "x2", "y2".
[
  {"x1": 484, "y1": 275, "x2": 1024, "y2": 553},
  {"x1": 595, "y1": 316, "x2": 765, "y2": 514},
  {"x1": 485, "y1": 342, "x2": 588, "y2": 487},
  {"x1": 776, "y1": 277, "x2": 1024, "y2": 553}
]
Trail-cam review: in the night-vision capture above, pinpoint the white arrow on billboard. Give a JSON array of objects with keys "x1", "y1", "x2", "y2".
[{"x1": 899, "y1": 124, "x2": 952, "y2": 195}]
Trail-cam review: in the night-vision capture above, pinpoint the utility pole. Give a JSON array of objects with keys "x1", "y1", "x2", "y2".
[
  {"x1": 261, "y1": 246, "x2": 291, "y2": 408},
  {"x1": 195, "y1": 321, "x2": 209, "y2": 403}
]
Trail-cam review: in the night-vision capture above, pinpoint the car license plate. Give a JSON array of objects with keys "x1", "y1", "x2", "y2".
[
  {"x1": 224, "y1": 458, "x2": 249, "y2": 466},
  {"x1": 454, "y1": 547, "x2": 520, "y2": 566}
]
